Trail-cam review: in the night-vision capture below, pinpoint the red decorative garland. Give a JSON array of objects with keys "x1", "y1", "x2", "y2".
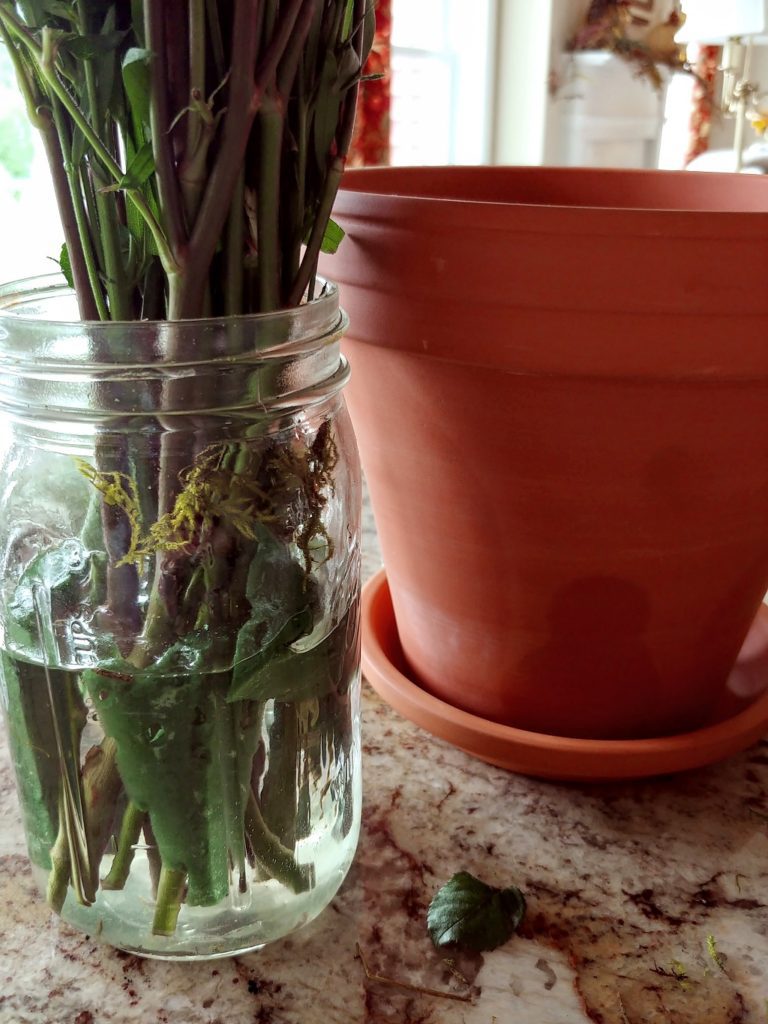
[
  {"x1": 685, "y1": 44, "x2": 719, "y2": 165},
  {"x1": 349, "y1": 0, "x2": 392, "y2": 167}
]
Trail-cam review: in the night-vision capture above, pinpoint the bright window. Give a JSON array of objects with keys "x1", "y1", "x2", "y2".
[
  {"x1": 390, "y1": 0, "x2": 496, "y2": 165},
  {"x1": 0, "y1": 45, "x2": 61, "y2": 284}
]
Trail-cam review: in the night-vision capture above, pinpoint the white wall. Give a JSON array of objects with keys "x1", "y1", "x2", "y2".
[
  {"x1": 491, "y1": 0, "x2": 688, "y2": 168},
  {"x1": 542, "y1": 0, "x2": 595, "y2": 164},
  {"x1": 491, "y1": 1, "x2": 554, "y2": 164}
]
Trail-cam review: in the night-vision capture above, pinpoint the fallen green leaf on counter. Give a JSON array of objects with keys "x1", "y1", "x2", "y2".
[{"x1": 427, "y1": 871, "x2": 526, "y2": 953}]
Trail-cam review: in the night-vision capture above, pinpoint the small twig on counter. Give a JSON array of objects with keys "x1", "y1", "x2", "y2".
[
  {"x1": 707, "y1": 934, "x2": 727, "y2": 973},
  {"x1": 617, "y1": 992, "x2": 632, "y2": 1024},
  {"x1": 651, "y1": 960, "x2": 691, "y2": 991},
  {"x1": 355, "y1": 943, "x2": 473, "y2": 1005},
  {"x1": 441, "y1": 957, "x2": 470, "y2": 987}
]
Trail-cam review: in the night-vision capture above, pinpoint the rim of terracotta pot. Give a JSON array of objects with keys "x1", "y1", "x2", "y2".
[
  {"x1": 339, "y1": 165, "x2": 768, "y2": 219},
  {"x1": 327, "y1": 165, "x2": 768, "y2": 377}
]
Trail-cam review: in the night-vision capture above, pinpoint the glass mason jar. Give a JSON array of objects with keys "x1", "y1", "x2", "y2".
[{"x1": 0, "y1": 276, "x2": 362, "y2": 959}]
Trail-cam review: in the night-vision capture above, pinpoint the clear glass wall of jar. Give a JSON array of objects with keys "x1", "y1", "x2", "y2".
[{"x1": 0, "y1": 276, "x2": 362, "y2": 959}]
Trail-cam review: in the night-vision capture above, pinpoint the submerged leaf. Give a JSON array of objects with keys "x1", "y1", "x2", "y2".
[
  {"x1": 427, "y1": 872, "x2": 527, "y2": 953},
  {"x1": 82, "y1": 643, "x2": 258, "y2": 908},
  {"x1": 228, "y1": 536, "x2": 316, "y2": 702}
]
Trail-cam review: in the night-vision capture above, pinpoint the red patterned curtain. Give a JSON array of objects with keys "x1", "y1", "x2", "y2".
[
  {"x1": 685, "y1": 44, "x2": 720, "y2": 165},
  {"x1": 349, "y1": 0, "x2": 392, "y2": 167}
]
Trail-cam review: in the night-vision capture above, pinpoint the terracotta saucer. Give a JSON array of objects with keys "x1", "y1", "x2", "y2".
[{"x1": 361, "y1": 569, "x2": 768, "y2": 782}]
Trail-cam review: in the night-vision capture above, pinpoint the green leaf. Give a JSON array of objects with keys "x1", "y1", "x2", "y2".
[
  {"x1": 229, "y1": 600, "x2": 357, "y2": 703},
  {"x1": 101, "y1": 140, "x2": 155, "y2": 191},
  {"x1": 39, "y1": 1, "x2": 77, "y2": 22},
  {"x1": 70, "y1": 121, "x2": 88, "y2": 165},
  {"x1": 0, "y1": 652, "x2": 60, "y2": 868},
  {"x1": 341, "y1": 0, "x2": 354, "y2": 39},
  {"x1": 82, "y1": 643, "x2": 247, "y2": 908},
  {"x1": 427, "y1": 872, "x2": 527, "y2": 953},
  {"x1": 61, "y1": 29, "x2": 127, "y2": 60},
  {"x1": 58, "y1": 242, "x2": 74, "y2": 288},
  {"x1": 122, "y1": 139, "x2": 155, "y2": 186},
  {"x1": 308, "y1": 217, "x2": 345, "y2": 255},
  {"x1": 130, "y1": 0, "x2": 145, "y2": 46},
  {"x1": 227, "y1": 536, "x2": 317, "y2": 702},
  {"x1": 121, "y1": 46, "x2": 152, "y2": 129}
]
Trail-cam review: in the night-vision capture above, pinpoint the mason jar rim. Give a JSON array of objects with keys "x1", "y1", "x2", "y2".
[
  {"x1": 0, "y1": 275, "x2": 350, "y2": 420},
  {"x1": 0, "y1": 274, "x2": 340, "y2": 327},
  {"x1": 0, "y1": 274, "x2": 345, "y2": 370}
]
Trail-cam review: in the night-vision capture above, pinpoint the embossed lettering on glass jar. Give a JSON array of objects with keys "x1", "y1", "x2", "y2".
[{"x1": 0, "y1": 276, "x2": 361, "y2": 959}]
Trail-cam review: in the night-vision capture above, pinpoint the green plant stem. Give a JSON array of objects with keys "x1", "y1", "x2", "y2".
[
  {"x1": 98, "y1": 442, "x2": 142, "y2": 640},
  {"x1": 277, "y1": 0, "x2": 317, "y2": 97},
  {"x1": 75, "y1": 5, "x2": 131, "y2": 319},
  {"x1": 102, "y1": 801, "x2": 145, "y2": 890},
  {"x1": 80, "y1": 165, "x2": 107, "y2": 270},
  {"x1": 257, "y1": 94, "x2": 284, "y2": 311},
  {"x1": 187, "y1": 0, "x2": 206, "y2": 157},
  {"x1": 131, "y1": 569, "x2": 177, "y2": 668},
  {"x1": 289, "y1": 156, "x2": 343, "y2": 305},
  {"x1": 47, "y1": 788, "x2": 84, "y2": 912},
  {"x1": 47, "y1": 738, "x2": 122, "y2": 913},
  {"x1": 145, "y1": 0, "x2": 187, "y2": 257},
  {"x1": 259, "y1": 703, "x2": 298, "y2": 848},
  {"x1": 205, "y1": 0, "x2": 226, "y2": 80},
  {"x1": 289, "y1": 0, "x2": 365, "y2": 305},
  {"x1": 174, "y1": 0, "x2": 261, "y2": 317},
  {"x1": 212, "y1": 687, "x2": 247, "y2": 883},
  {"x1": 144, "y1": 818, "x2": 162, "y2": 898},
  {"x1": 35, "y1": 108, "x2": 101, "y2": 320},
  {"x1": 177, "y1": 0, "x2": 311, "y2": 316},
  {"x1": 95, "y1": 170, "x2": 134, "y2": 320},
  {"x1": 244, "y1": 789, "x2": 311, "y2": 894},
  {"x1": 225, "y1": 169, "x2": 245, "y2": 315},
  {"x1": 50, "y1": 100, "x2": 109, "y2": 320},
  {"x1": 178, "y1": 106, "x2": 218, "y2": 227},
  {"x1": 290, "y1": 67, "x2": 308, "y2": 283},
  {"x1": 152, "y1": 865, "x2": 187, "y2": 936}
]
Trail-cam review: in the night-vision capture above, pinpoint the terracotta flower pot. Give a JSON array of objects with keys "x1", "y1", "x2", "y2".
[{"x1": 324, "y1": 166, "x2": 768, "y2": 741}]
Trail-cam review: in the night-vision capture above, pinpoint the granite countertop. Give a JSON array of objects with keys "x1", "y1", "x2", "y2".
[{"x1": 2, "y1": 504, "x2": 768, "y2": 1024}]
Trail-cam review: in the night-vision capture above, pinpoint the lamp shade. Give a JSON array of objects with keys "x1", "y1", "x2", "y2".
[{"x1": 677, "y1": 0, "x2": 768, "y2": 43}]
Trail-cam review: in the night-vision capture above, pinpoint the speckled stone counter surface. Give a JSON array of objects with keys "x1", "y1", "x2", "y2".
[{"x1": 2, "y1": 501, "x2": 768, "y2": 1024}]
